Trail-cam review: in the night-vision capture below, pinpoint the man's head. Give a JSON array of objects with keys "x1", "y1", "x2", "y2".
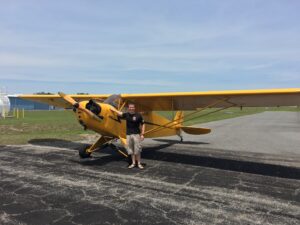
[{"x1": 128, "y1": 103, "x2": 135, "y2": 114}]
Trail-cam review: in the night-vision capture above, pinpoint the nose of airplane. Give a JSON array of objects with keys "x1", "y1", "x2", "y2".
[{"x1": 75, "y1": 100, "x2": 103, "y2": 123}]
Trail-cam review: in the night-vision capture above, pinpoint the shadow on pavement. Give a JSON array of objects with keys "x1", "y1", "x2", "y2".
[
  {"x1": 28, "y1": 138, "x2": 300, "y2": 180},
  {"x1": 153, "y1": 138, "x2": 210, "y2": 145},
  {"x1": 28, "y1": 138, "x2": 87, "y2": 150},
  {"x1": 142, "y1": 145, "x2": 300, "y2": 180}
]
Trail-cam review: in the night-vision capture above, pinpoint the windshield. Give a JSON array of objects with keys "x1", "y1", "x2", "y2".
[{"x1": 103, "y1": 94, "x2": 121, "y2": 108}]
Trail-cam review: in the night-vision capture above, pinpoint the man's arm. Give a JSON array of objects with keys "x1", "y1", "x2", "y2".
[
  {"x1": 140, "y1": 117, "x2": 145, "y2": 141},
  {"x1": 140, "y1": 123, "x2": 145, "y2": 141},
  {"x1": 110, "y1": 106, "x2": 123, "y2": 117}
]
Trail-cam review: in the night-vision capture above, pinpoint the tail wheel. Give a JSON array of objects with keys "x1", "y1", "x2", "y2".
[{"x1": 79, "y1": 145, "x2": 92, "y2": 158}]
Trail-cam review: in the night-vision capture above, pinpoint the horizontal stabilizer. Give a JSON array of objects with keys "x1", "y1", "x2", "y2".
[{"x1": 181, "y1": 126, "x2": 211, "y2": 135}]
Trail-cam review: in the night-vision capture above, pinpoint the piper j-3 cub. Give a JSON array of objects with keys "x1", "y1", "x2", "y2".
[{"x1": 20, "y1": 88, "x2": 300, "y2": 158}]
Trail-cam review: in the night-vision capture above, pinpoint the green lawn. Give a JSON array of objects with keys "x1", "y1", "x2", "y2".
[
  {"x1": 0, "y1": 110, "x2": 93, "y2": 145},
  {"x1": 0, "y1": 107, "x2": 299, "y2": 145}
]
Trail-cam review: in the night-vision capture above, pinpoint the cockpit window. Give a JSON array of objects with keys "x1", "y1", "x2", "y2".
[
  {"x1": 86, "y1": 100, "x2": 101, "y2": 115},
  {"x1": 104, "y1": 94, "x2": 121, "y2": 108}
]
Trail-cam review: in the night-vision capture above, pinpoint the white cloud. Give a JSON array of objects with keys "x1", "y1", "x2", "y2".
[
  {"x1": 267, "y1": 73, "x2": 300, "y2": 82},
  {"x1": 0, "y1": 75, "x2": 181, "y2": 87},
  {"x1": 244, "y1": 62, "x2": 275, "y2": 70},
  {"x1": 0, "y1": 53, "x2": 72, "y2": 67},
  {"x1": 0, "y1": 0, "x2": 299, "y2": 93}
]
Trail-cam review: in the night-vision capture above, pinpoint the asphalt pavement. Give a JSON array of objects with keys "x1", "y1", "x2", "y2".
[{"x1": 0, "y1": 111, "x2": 299, "y2": 225}]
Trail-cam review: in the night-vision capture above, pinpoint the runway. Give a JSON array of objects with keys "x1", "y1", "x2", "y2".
[{"x1": 0, "y1": 112, "x2": 300, "y2": 225}]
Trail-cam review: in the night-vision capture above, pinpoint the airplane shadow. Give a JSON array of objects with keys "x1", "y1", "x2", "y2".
[
  {"x1": 142, "y1": 146, "x2": 300, "y2": 180},
  {"x1": 28, "y1": 138, "x2": 114, "y2": 154},
  {"x1": 28, "y1": 138, "x2": 86, "y2": 150},
  {"x1": 71, "y1": 143, "x2": 176, "y2": 167},
  {"x1": 28, "y1": 138, "x2": 300, "y2": 180},
  {"x1": 153, "y1": 138, "x2": 209, "y2": 145}
]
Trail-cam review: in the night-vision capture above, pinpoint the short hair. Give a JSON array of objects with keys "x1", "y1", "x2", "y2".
[{"x1": 128, "y1": 103, "x2": 135, "y2": 107}]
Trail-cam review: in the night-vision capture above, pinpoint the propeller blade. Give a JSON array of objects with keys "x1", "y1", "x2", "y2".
[
  {"x1": 58, "y1": 92, "x2": 102, "y2": 122},
  {"x1": 58, "y1": 92, "x2": 78, "y2": 106}
]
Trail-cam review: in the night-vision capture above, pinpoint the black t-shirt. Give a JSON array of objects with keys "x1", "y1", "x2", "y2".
[{"x1": 122, "y1": 112, "x2": 144, "y2": 135}]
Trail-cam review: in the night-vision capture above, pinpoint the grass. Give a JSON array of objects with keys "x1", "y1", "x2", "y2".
[
  {"x1": 0, "y1": 110, "x2": 93, "y2": 145},
  {"x1": 0, "y1": 107, "x2": 299, "y2": 145}
]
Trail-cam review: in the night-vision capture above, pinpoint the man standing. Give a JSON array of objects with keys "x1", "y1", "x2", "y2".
[{"x1": 110, "y1": 103, "x2": 145, "y2": 169}]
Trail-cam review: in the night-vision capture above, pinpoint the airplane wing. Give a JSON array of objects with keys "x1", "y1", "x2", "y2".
[
  {"x1": 19, "y1": 88, "x2": 300, "y2": 111},
  {"x1": 19, "y1": 94, "x2": 110, "y2": 108},
  {"x1": 120, "y1": 88, "x2": 300, "y2": 111}
]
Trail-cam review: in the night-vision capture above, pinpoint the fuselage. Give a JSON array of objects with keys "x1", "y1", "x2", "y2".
[{"x1": 74, "y1": 100, "x2": 184, "y2": 140}]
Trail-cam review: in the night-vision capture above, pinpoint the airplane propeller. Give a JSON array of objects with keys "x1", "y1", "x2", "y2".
[{"x1": 58, "y1": 92, "x2": 103, "y2": 122}]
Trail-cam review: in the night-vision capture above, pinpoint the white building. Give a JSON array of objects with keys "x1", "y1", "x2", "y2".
[{"x1": 0, "y1": 89, "x2": 11, "y2": 118}]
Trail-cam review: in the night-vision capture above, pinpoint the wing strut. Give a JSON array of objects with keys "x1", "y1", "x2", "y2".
[{"x1": 144, "y1": 98, "x2": 236, "y2": 136}]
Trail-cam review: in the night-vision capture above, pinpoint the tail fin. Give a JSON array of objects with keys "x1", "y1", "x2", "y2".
[{"x1": 173, "y1": 111, "x2": 211, "y2": 135}]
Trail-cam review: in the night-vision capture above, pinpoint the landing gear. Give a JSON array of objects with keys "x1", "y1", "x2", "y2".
[
  {"x1": 178, "y1": 134, "x2": 183, "y2": 142},
  {"x1": 109, "y1": 143, "x2": 128, "y2": 158},
  {"x1": 79, "y1": 145, "x2": 92, "y2": 158},
  {"x1": 78, "y1": 136, "x2": 128, "y2": 159},
  {"x1": 78, "y1": 136, "x2": 111, "y2": 159},
  {"x1": 109, "y1": 143, "x2": 130, "y2": 165}
]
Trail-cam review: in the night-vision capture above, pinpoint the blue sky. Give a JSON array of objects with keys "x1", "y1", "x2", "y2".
[{"x1": 0, "y1": 0, "x2": 299, "y2": 94}]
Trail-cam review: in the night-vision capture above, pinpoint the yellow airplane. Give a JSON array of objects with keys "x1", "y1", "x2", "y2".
[{"x1": 20, "y1": 88, "x2": 300, "y2": 158}]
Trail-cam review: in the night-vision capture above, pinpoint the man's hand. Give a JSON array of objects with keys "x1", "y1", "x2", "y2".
[{"x1": 140, "y1": 134, "x2": 145, "y2": 141}]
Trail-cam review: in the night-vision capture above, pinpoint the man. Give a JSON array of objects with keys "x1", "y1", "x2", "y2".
[{"x1": 110, "y1": 103, "x2": 145, "y2": 169}]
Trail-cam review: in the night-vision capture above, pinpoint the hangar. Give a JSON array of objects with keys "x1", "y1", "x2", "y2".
[{"x1": 8, "y1": 95, "x2": 52, "y2": 110}]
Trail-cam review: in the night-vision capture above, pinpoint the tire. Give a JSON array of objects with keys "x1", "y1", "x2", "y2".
[{"x1": 79, "y1": 145, "x2": 92, "y2": 158}]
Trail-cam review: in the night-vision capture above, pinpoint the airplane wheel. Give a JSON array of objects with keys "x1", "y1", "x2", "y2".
[{"x1": 79, "y1": 145, "x2": 92, "y2": 158}]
